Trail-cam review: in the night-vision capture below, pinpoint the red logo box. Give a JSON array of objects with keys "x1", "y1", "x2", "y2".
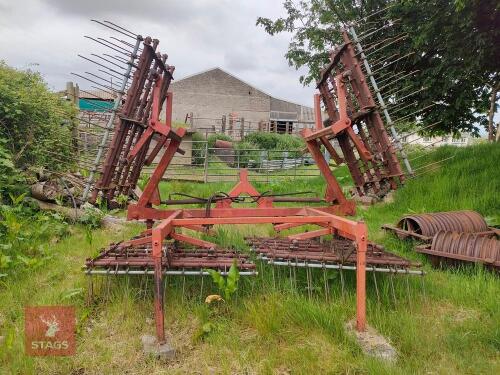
[{"x1": 25, "y1": 306, "x2": 76, "y2": 356}]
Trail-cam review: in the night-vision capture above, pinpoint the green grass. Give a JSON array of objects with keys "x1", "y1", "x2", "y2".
[{"x1": 0, "y1": 143, "x2": 499, "y2": 374}]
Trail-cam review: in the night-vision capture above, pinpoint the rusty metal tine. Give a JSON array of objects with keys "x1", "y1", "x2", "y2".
[
  {"x1": 365, "y1": 34, "x2": 408, "y2": 58},
  {"x1": 110, "y1": 36, "x2": 142, "y2": 52},
  {"x1": 379, "y1": 70, "x2": 419, "y2": 91},
  {"x1": 393, "y1": 103, "x2": 437, "y2": 124},
  {"x1": 400, "y1": 121, "x2": 443, "y2": 139},
  {"x1": 389, "y1": 101, "x2": 417, "y2": 116},
  {"x1": 376, "y1": 70, "x2": 406, "y2": 86},
  {"x1": 372, "y1": 266, "x2": 380, "y2": 303},
  {"x1": 103, "y1": 20, "x2": 139, "y2": 38},
  {"x1": 71, "y1": 73, "x2": 122, "y2": 95},
  {"x1": 91, "y1": 53, "x2": 127, "y2": 70},
  {"x1": 84, "y1": 36, "x2": 130, "y2": 57},
  {"x1": 78, "y1": 54, "x2": 126, "y2": 77},
  {"x1": 406, "y1": 273, "x2": 412, "y2": 309},
  {"x1": 390, "y1": 271, "x2": 397, "y2": 306},
  {"x1": 98, "y1": 37, "x2": 136, "y2": 55},
  {"x1": 90, "y1": 85, "x2": 119, "y2": 98},
  {"x1": 84, "y1": 71, "x2": 122, "y2": 88},
  {"x1": 372, "y1": 52, "x2": 414, "y2": 75},
  {"x1": 370, "y1": 53, "x2": 400, "y2": 69},
  {"x1": 340, "y1": 265, "x2": 345, "y2": 299},
  {"x1": 353, "y1": 4, "x2": 395, "y2": 23},
  {"x1": 390, "y1": 87, "x2": 428, "y2": 104},
  {"x1": 98, "y1": 68, "x2": 131, "y2": 84},
  {"x1": 103, "y1": 53, "x2": 130, "y2": 65},
  {"x1": 91, "y1": 19, "x2": 138, "y2": 40},
  {"x1": 356, "y1": 19, "x2": 401, "y2": 42},
  {"x1": 77, "y1": 88, "x2": 108, "y2": 101}
]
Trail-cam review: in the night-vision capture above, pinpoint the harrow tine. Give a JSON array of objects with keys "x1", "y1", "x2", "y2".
[
  {"x1": 340, "y1": 265, "x2": 345, "y2": 300},
  {"x1": 390, "y1": 271, "x2": 397, "y2": 306},
  {"x1": 84, "y1": 35, "x2": 131, "y2": 57},
  {"x1": 372, "y1": 266, "x2": 380, "y2": 304},
  {"x1": 103, "y1": 20, "x2": 139, "y2": 39},
  {"x1": 323, "y1": 265, "x2": 330, "y2": 302},
  {"x1": 78, "y1": 54, "x2": 126, "y2": 78},
  {"x1": 91, "y1": 53, "x2": 128, "y2": 70},
  {"x1": 91, "y1": 19, "x2": 138, "y2": 40}
]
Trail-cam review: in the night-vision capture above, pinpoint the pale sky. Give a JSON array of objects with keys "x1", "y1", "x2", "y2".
[{"x1": 0, "y1": 0, "x2": 317, "y2": 106}]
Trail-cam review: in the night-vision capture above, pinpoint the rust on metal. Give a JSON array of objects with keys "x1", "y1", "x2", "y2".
[
  {"x1": 85, "y1": 241, "x2": 256, "y2": 273},
  {"x1": 384, "y1": 210, "x2": 489, "y2": 241},
  {"x1": 247, "y1": 237, "x2": 421, "y2": 273},
  {"x1": 417, "y1": 230, "x2": 499, "y2": 268},
  {"x1": 302, "y1": 30, "x2": 405, "y2": 199}
]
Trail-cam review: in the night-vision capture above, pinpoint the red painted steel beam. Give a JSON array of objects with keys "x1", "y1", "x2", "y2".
[
  {"x1": 170, "y1": 232, "x2": 216, "y2": 249},
  {"x1": 287, "y1": 227, "x2": 332, "y2": 240}
]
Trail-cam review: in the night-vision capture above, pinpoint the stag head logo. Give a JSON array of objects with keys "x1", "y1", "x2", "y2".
[{"x1": 39, "y1": 314, "x2": 61, "y2": 338}]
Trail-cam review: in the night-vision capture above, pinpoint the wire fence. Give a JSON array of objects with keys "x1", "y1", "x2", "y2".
[{"x1": 141, "y1": 140, "x2": 321, "y2": 182}]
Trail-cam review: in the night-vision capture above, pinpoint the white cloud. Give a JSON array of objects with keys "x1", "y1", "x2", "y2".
[{"x1": 0, "y1": 0, "x2": 316, "y2": 106}]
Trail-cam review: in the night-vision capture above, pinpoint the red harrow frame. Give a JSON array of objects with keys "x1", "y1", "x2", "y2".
[{"x1": 84, "y1": 30, "x2": 418, "y2": 343}]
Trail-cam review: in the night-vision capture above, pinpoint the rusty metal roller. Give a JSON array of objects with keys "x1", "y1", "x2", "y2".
[
  {"x1": 397, "y1": 210, "x2": 488, "y2": 238},
  {"x1": 428, "y1": 231, "x2": 499, "y2": 267}
]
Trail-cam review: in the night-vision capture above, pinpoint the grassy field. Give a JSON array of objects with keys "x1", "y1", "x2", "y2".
[{"x1": 0, "y1": 143, "x2": 499, "y2": 374}]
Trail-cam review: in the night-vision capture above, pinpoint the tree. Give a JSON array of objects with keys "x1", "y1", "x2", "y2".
[{"x1": 257, "y1": 0, "x2": 500, "y2": 136}]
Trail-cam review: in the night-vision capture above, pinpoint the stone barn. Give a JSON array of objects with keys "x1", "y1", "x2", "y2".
[{"x1": 169, "y1": 67, "x2": 315, "y2": 138}]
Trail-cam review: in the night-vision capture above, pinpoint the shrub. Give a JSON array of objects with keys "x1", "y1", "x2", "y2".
[
  {"x1": 0, "y1": 138, "x2": 26, "y2": 204},
  {"x1": 191, "y1": 132, "x2": 206, "y2": 166},
  {"x1": 207, "y1": 133, "x2": 232, "y2": 148},
  {"x1": 242, "y1": 132, "x2": 304, "y2": 159},
  {"x1": 234, "y1": 141, "x2": 261, "y2": 167},
  {"x1": 0, "y1": 61, "x2": 77, "y2": 171},
  {"x1": 0, "y1": 194, "x2": 68, "y2": 275}
]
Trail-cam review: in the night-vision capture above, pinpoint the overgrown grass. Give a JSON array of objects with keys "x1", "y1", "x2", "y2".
[{"x1": 0, "y1": 143, "x2": 499, "y2": 374}]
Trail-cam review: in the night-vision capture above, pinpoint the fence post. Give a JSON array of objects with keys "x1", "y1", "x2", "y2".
[
  {"x1": 222, "y1": 115, "x2": 226, "y2": 134},
  {"x1": 266, "y1": 150, "x2": 270, "y2": 183},
  {"x1": 203, "y1": 140, "x2": 209, "y2": 183},
  {"x1": 240, "y1": 117, "x2": 245, "y2": 140}
]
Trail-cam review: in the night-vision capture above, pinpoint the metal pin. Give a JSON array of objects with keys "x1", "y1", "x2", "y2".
[{"x1": 390, "y1": 86, "x2": 428, "y2": 104}]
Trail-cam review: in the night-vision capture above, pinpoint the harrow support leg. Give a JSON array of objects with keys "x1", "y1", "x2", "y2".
[
  {"x1": 356, "y1": 224, "x2": 368, "y2": 331},
  {"x1": 152, "y1": 230, "x2": 165, "y2": 343}
]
